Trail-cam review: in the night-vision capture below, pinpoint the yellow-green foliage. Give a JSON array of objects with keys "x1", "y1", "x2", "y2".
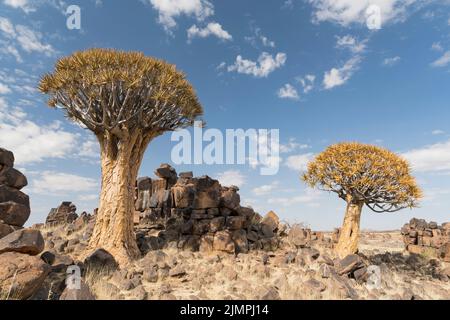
[
  {"x1": 303, "y1": 142, "x2": 422, "y2": 212},
  {"x1": 38, "y1": 48, "x2": 203, "y2": 133}
]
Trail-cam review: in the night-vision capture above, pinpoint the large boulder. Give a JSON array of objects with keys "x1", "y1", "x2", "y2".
[
  {"x1": 0, "y1": 201, "x2": 30, "y2": 227},
  {"x1": 213, "y1": 230, "x2": 235, "y2": 254},
  {"x1": 0, "y1": 222, "x2": 16, "y2": 238},
  {"x1": 336, "y1": 254, "x2": 365, "y2": 276},
  {"x1": 155, "y1": 163, "x2": 177, "y2": 185},
  {"x1": 0, "y1": 252, "x2": 50, "y2": 300},
  {"x1": 84, "y1": 249, "x2": 118, "y2": 273},
  {"x1": 0, "y1": 148, "x2": 14, "y2": 168},
  {"x1": 261, "y1": 211, "x2": 279, "y2": 232},
  {"x1": 220, "y1": 187, "x2": 240, "y2": 211},
  {"x1": 0, "y1": 167, "x2": 28, "y2": 190},
  {"x1": 0, "y1": 229, "x2": 45, "y2": 255},
  {"x1": 0, "y1": 185, "x2": 30, "y2": 207}
]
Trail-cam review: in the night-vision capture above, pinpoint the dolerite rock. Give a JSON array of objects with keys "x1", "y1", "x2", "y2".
[
  {"x1": 0, "y1": 201, "x2": 30, "y2": 227},
  {"x1": 84, "y1": 248, "x2": 118, "y2": 273},
  {"x1": 135, "y1": 177, "x2": 152, "y2": 211},
  {"x1": 0, "y1": 185, "x2": 30, "y2": 208},
  {"x1": 0, "y1": 252, "x2": 50, "y2": 300},
  {"x1": 0, "y1": 222, "x2": 16, "y2": 238},
  {"x1": 336, "y1": 254, "x2": 365, "y2": 276},
  {"x1": 46, "y1": 201, "x2": 78, "y2": 225},
  {"x1": 288, "y1": 224, "x2": 311, "y2": 248},
  {"x1": 220, "y1": 186, "x2": 240, "y2": 211},
  {"x1": 0, "y1": 229, "x2": 45, "y2": 255},
  {"x1": 261, "y1": 210, "x2": 280, "y2": 232},
  {"x1": 0, "y1": 148, "x2": 14, "y2": 168},
  {"x1": 155, "y1": 163, "x2": 177, "y2": 185},
  {"x1": 0, "y1": 167, "x2": 28, "y2": 190},
  {"x1": 213, "y1": 230, "x2": 235, "y2": 253},
  {"x1": 60, "y1": 281, "x2": 95, "y2": 300}
]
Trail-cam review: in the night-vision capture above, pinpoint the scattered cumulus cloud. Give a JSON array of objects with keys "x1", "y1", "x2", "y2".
[
  {"x1": 431, "y1": 42, "x2": 443, "y2": 52},
  {"x1": 227, "y1": 52, "x2": 287, "y2": 78},
  {"x1": 187, "y1": 22, "x2": 232, "y2": 42},
  {"x1": 30, "y1": 171, "x2": 99, "y2": 195},
  {"x1": 323, "y1": 56, "x2": 361, "y2": 89},
  {"x1": 285, "y1": 153, "x2": 315, "y2": 172},
  {"x1": 402, "y1": 139, "x2": 450, "y2": 173},
  {"x1": 216, "y1": 170, "x2": 246, "y2": 187},
  {"x1": 149, "y1": 0, "x2": 214, "y2": 31},
  {"x1": 430, "y1": 51, "x2": 450, "y2": 67},
  {"x1": 335, "y1": 35, "x2": 367, "y2": 53},
  {"x1": 296, "y1": 74, "x2": 315, "y2": 93},
  {"x1": 383, "y1": 56, "x2": 401, "y2": 66},
  {"x1": 277, "y1": 84, "x2": 299, "y2": 100}
]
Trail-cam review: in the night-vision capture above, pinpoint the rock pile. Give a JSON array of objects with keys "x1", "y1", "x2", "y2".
[
  {"x1": 401, "y1": 218, "x2": 450, "y2": 262},
  {"x1": 0, "y1": 147, "x2": 49, "y2": 300},
  {"x1": 134, "y1": 164, "x2": 281, "y2": 255},
  {"x1": 0, "y1": 148, "x2": 30, "y2": 238},
  {"x1": 46, "y1": 201, "x2": 78, "y2": 225}
]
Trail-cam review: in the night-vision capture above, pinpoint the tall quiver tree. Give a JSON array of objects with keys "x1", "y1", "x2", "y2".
[
  {"x1": 39, "y1": 49, "x2": 203, "y2": 264},
  {"x1": 303, "y1": 142, "x2": 422, "y2": 258}
]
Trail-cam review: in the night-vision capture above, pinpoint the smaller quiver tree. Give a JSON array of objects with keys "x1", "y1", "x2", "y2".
[{"x1": 303, "y1": 142, "x2": 422, "y2": 258}]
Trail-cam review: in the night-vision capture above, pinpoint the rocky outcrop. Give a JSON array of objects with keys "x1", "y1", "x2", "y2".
[
  {"x1": 0, "y1": 147, "x2": 51, "y2": 300},
  {"x1": 0, "y1": 148, "x2": 30, "y2": 237},
  {"x1": 45, "y1": 201, "x2": 78, "y2": 226},
  {"x1": 401, "y1": 218, "x2": 450, "y2": 262},
  {"x1": 134, "y1": 164, "x2": 281, "y2": 255}
]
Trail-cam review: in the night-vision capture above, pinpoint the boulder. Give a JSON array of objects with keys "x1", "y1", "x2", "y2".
[
  {"x1": 288, "y1": 225, "x2": 310, "y2": 247},
  {"x1": 232, "y1": 229, "x2": 248, "y2": 254},
  {"x1": 261, "y1": 211, "x2": 279, "y2": 231},
  {"x1": 0, "y1": 229, "x2": 45, "y2": 255},
  {"x1": 336, "y1": 254, "x2": 365, "y2": 275},
  {"x1": 220, "y1": 187, "x2": 240, "y2": 211},
  {"x1": 0, "y1": 252, "x2": 50, "y2": 300},
  {"x1": 0, "y1": 222, "x2": 15, "y2": 238},
  {"x1": 84, "y1": 249, "x2": 118, "y2": 273},
  {"x1": 440, "y1": 243, "x2": 450, "y2": 262},
  {"x1": 213, "y1": 230, "x2": 235, "y2": 254},
  {"x1": 172, "y1": 184, "x2": 196, "y2": 208},
  {"x1": 60, "y1": 280, "x2": 95, "y2": 300},
  {"x1": 0, "y1": 168, "x2": 28, "y2": 190},
  {"x1": 135, "y1": 177, "x2": 152, "y2": 211},
  {"x1": 0, "y1": 201, "x2": 30, "y2": 227},
  {"x1": 225, "y1": 216, "x2": 246, "y2": 230},
  {"x1": 0, "y1": 185, "x2": 30, "y2": 207},
  {"x1": 155, "y1": 164, "x2": 177, "y2": 185},
  {"x1": 0, "y1": 148, "x2": 14, "y2": 168}
]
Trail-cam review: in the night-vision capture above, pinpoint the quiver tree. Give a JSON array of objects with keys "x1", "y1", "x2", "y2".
[
  {"x1": 39, "y1": 49, "x2": 203, "y2": 264},
  {"x1": 303, "y1": 142, "x2": 422, "y2": 258}
]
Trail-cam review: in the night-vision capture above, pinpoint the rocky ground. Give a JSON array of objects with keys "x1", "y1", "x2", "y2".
[{"x1": 30, "y1": 221, "x2": 449, "y2": 300}]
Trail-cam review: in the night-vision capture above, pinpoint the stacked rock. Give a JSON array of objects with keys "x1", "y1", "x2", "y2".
[
  {"x1": 134, "y1": 164, "x2": 281, "y2": 254},
  {"x1": 0, "y1": 147, "x2": 30, "y2": 238},
  {"x1": 46, "y1": 201, "x2": 78, "y2": 226},
  {"x1": 401, "y1": 218, "x2": 450, "y2": 262},
  {"x1": 0, "y1": 147, "x2": 49, "y2": 300}
]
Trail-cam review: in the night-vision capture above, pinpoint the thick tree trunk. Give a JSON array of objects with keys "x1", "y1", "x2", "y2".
[
  {"x1": 335, "y1": 197, "x2": 363, "y2": 258},
  {"x1": 88, "y1": 130, "x2": 151, "y2": 266}
]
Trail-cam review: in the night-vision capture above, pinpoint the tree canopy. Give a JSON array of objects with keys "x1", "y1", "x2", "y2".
[
  {"x1": 303, "y1": 142, "x2": 422, "y2": 213},
  {"x1": 38, "y1": 48, "x2": 203, "y2": 137}
]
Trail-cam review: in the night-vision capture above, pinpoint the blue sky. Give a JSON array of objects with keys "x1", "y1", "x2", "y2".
[{"x1": 1, "y1": 0, "x2": 450, "y2": 230}]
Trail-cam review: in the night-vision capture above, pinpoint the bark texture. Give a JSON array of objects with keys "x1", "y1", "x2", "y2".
[
  {"x1": 88, "y1": 130, "x2": 152, "y2": 265},
  {"x1": 335, "y1": 197, "x2": 363, "y2": 258}
]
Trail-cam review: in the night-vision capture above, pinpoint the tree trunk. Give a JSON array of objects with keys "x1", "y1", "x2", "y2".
[
  {"x1": 88, "y1": 130, "x2": 151, "y2": 266},
  {"x1": 335, "y1": 197, "x2": 364, "y2": 258}
]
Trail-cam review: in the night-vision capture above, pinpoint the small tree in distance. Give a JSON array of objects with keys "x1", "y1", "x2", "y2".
[
  {"x1": 39, "y1": 49, "x2": 203, "y2": 264},
  {"x1": 303, "y1": 142, "x2": 422, "y2": 258}
]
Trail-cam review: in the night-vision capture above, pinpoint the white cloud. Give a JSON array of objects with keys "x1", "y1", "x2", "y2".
[
  {"x1": 149, "y1": 0, "x2": 214, "y2": 31},
  {"x1": 78, "y1": 194, "x2": 99, "y2": 202},
  {"x1": 296, "y1": 74, "x2": 315, "y2": 93},
  {"x1": 0, "y1": 82, "x2": 12, "y2": 94},
  {"x1": 285, "y1": 153, "x2": 315, "y2": 172},
  {"x1": 308, "y1": 0, "x2": 420, "y2": 27},
  {"x1": 216, "y1": 170, "x2": 246, "y2": 187},
  {"x1": 3, "y1": 0, "x2": 34, "y2": 13},
  {"x1": 402, "y1": 139, "x2": 450, "y2": 172},
  {"x1": 0, "y1": 17, "x2": 55, "y2": 57},
  {"x1": 0, "y1": 43, "x2": 23, "y2": 62},
  {"x1": 267, "y1": 189, "x2": 321, "y2": 207},
  {"x1": 245, "y1": 27, "x2": 275, "y2": 48},
  {"x1": 336, "y1": 35, "x2": 367, "y2": 53},
  {"x1": 252, "y1": 181, "x2": 279, "y2": 196},
  {"x1": 187, "y1": 22, "x2": 232, "y2": 41},
  {"x1": 277, "y1": 83, "x2": 299, "y2": 100},
  {"x1": 280, "y1": 138, "x2": 310, "y2": 154},
  {"x1": 430, "y1": 51, "x2": 450, "y2": 67},
  {"x1": 260, "y1": 35, "x2": 275, "y2": 48},
  {"x1": 323, "y1": 56, "x2": 361, "y2": 89},
  {"x1": 432, "y1": 129, "x2": 445, "y2": 135},
  {"x1": 383, "y1": 56, "x2": 401, "y2": 66},
  {"x1": 227, "y1": 52, "x2": 287, "y2": 78},
  {"x1": 30, "y1": 171, "x2": 98, "y2": 195},
  {"x1": 431, "y1": 42, "x2": 443, "y2": 52}
]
